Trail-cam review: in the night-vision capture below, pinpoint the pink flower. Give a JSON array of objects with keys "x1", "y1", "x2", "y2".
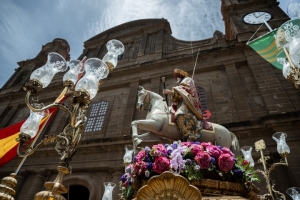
[
  {"x1": 153, "y1": 156, "x2": 170, "y2": 173},
  {"x1": 206, "y1": 145, "x2": 223, "y2": 158},
  {"x1": 201, "y1": 142, "x2": 212, "y2": 148},
  {"x1": 134, "y1": 161, "x2": 147, "y2": 175},
  {"x1": 181, "y1": 142, "x2": 192, "y2": 147},
  {"x1": 222, "y1": 147, "x2": 234, "y2": 156},
  {"x1": 190, "y1": 144, "x2": 204, "y2": 155},
  {"x1": 218, "y1": 154, "x2": 234, "y2": 172},
  {"x1": 194, "y1": 152, "x2": 211, "y2": 169},
  {"x1": 151, "y1": 144, "x2": 167, "y2": 157},
  {"x1": 135, "y1": 150, "x2": 146, "y2": 162}
]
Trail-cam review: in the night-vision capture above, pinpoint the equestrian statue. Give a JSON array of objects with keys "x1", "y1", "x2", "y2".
[{"x1": 131, "y1": 69, "x2": 240, "y2": 155}]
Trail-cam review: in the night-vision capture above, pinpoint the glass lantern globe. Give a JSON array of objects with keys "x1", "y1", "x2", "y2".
[
  {"x1": 240, "y1": 146, "x2": 255, "y2": 167},
  {"x1": 287, "y1": 0, "x2": 300, "y2": 18},
  {"x1": 75, "y1": 58, "x2": 109, "y2": 99},
  {"x1": 102, "y1": 39, "x2": 124, "y2": 71},
  {"x1": 30, "y1": 52, "x2": 67, "y2": 88},
  {"x1": 272, "y1": 132, "x2": 290, "y2": 155},
  {"x1": 123, "y1": 145, "x2": 134, "y2": 163},
  {"x1": 20, "y1": 110, "x2": 49, "y2": 138},
  {"x1": 288, "y1": 34, "x2": 300, "y2": 69},
  {"x1": 63, "y1": 60, "x2": 84, "y2": 85},
  {"x1": 287, "y1": 187, "x2": 300, "y2": 200}
]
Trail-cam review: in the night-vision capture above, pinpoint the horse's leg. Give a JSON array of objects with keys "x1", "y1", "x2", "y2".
[{"x1": 131, "y1": 119, "x2": 163, "y2": 151}]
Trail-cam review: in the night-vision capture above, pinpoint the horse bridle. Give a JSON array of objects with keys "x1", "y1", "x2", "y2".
[{"x1": 141, "y1": 90, "x2": 151, "y2": 104}]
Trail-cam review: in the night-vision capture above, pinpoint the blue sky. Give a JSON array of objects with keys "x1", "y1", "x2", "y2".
[{"x1": 0, "y1": 0, "x2": 289, "y2": 88}]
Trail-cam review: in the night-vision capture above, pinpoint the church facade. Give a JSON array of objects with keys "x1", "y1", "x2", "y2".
[{"x1": 0, "y1": 0, "x2": 299, "y2": 199}]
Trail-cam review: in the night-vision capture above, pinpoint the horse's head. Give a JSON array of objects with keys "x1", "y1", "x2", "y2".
[{"x1": 136, "y1": 86, "x2": 149, "y2": 111}]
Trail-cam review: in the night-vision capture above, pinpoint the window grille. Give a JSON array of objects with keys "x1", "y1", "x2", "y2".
[{"x1": 84, "y1": 101, "x2": 108, "y2": 132}]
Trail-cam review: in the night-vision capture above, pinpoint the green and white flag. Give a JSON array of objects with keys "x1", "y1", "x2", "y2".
[{"x1": 248, "y1": 29, "x2": 283, "y2": 70}]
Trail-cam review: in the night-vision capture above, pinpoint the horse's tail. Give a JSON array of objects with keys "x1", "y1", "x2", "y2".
[{"x1": 230, "y1": 132, "x2": 240, "y2": 157}]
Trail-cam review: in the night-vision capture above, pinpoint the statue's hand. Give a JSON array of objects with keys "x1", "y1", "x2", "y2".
[{"x1": 163, "y1": 89, "x2": 173, "y2": 95}]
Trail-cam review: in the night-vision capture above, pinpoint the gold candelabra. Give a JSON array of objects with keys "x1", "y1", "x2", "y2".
[{"x1": 0, "y1": 39, "x2": 124, "y2": 200}]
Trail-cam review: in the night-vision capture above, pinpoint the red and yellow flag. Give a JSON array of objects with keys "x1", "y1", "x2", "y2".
[{"x1": 0, "y1": 108, "x2": 59, "y2": 167}]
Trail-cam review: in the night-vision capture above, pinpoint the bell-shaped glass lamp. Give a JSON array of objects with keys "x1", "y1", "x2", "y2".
[
  {"x1": 63, "y1": 60, "x2": 84, "y2": 86},
  {"x1": 123, "y1": 145, "x2": 134, "y2": 164},
  {"x1": 30, "y1": 52, "x2": 67, "y2": 88},
  {"x1": 75, "y1": 58, "x2": 109, "y2": 99},
  {"x1": 241, "y1": 146, "x2": 255, "y2": 167},
  {"x1": 272, "y1": 132, "x2": 290, "y2": 155},
  {"x1": 102, "y1": 39, "x2": 124, "y2": 71},
  {"x1": 20, "y1": 110, "x2": 49, "y2": 139},
  {"x1": 287, "y1": 187, "x2": 300, "y2": 200},
  {"x1": 287, "y1": 0, "x2": 300, "y2": 18},
  {"x1": 102, "y1": 182, "x2": 116, "y2": 200}
]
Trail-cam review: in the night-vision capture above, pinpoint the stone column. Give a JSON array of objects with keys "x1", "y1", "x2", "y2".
[
  {"x1": 225, "y1": 63, "x2": 253, "y2": 121},
  {"x1": 112, "y1": 169, "x2": 124, "y2": 200},
  {"x1": 23, "y1": 173, "x2": 47, "y2": 200},
  {"x1": 122, "y1": 79, "x2": 140, "y2": 135},
  {"x1": 14, "y1": 173, "x2": 27, "y2": 199}
]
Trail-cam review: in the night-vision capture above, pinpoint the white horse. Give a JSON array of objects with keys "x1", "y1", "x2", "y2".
[{"x1": 131, "y1": 86, "x2": 240, "y2": 156}]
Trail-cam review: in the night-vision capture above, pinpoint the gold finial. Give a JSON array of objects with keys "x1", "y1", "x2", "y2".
[{"x1": 0, "y1": 173, "x2": 17, "y2": 200}]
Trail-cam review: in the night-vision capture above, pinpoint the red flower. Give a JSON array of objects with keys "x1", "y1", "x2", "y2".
[
  {"x1": 218, "y1": 154, "x2": 234, "y2": 172},
  {"x1": 242, "y1": 160, "x2": 249, "y2": 166},
  {"x1": 134, "y1": 161, "x2": 147, "y2": 175},
  {"x1": 206, "y1": 145, "x2": 222, "y2": 158},
  {"x1": 221, "y1": 147, "x2": 234, "y2": 156},
  {"x1": 194, "y1": 152, "x2": 211, "y2": 169},
  {"x1": 181, "y1": 142, "x2": 192, "y2": 147},
  {"x1": 153, "y1": 156, "x2": 170, "y2": 174},
  {"x1": 190, "y1": 144, "x2": 204, "y2": 155},
  {"x1": 201, "y1": 142, "x2": 212, "y2": 148}
]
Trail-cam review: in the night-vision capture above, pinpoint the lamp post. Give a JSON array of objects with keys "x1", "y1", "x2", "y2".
[
  {"x1": 241, "y1": 132, "x2": 291, "y2": 200},
  {"x1": 0, "y1": 39, "x2": 124, "y2": 200}
]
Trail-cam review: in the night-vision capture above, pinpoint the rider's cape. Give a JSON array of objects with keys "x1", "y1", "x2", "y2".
[{"x1": 172, "y1": 77, "x2": 202, "y2": 120}]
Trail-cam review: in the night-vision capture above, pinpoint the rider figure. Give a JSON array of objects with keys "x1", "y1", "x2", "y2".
[{"x1": 163, "y1": 69, "x2": 203, "y2": 141}]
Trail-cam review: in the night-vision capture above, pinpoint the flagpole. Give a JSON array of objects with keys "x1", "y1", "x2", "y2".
[{"x1": 264, "y1": 20, "x2": 273, "y2": 31}]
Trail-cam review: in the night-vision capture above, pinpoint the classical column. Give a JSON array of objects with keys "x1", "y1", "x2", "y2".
[
  {"x1": 122, "y1": 79, "x2": 140, "y2": 135},
  {"x1": 14, "y1": 173, "x2": 27, "y2": 199},
  {"x1": 225, "y1": 63, "x2": 253, "y2": 121},
  {"x1": 112, "y1": 169, "x2": 124, "y2": 200},
  {"x1": 23, "y1": 173, "x2": 47, "y2": 200}
]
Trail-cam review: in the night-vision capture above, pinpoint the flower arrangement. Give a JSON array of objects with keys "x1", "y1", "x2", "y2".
[{"x1": 119, "y1": 141, "x2": 259, "y2": 199}]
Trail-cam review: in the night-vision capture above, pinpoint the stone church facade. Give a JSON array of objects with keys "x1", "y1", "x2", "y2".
[{"x1": 0, "y1": 0, "x2": 299, "y2": 199}]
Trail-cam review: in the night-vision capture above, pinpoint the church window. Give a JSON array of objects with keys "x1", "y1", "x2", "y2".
[{"x1": 84, "y1": 101, "x2": 108, "y2": 132}]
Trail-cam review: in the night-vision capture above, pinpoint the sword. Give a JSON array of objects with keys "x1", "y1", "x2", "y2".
[{"x1": 161, "y1": 77, "x2": 169, "y2": 106}]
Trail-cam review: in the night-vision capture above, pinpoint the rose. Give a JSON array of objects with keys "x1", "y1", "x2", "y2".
[
  {"x1": 206, "y1": 145, "x2": 223, "y2": 158},
  {"x1": 134, "y1": 150, "x2": 147, "y2": 162},
  {"x1": 218, "y1": 154, "x2": 234, "y2": 172},
  {"x1": 134, "y1": 161, "x2": 147, "y2": 175},
  {"x1": 190, "y1": 144, "x2": 204, "y2": 155},
  {"x1": 194, "y1": 152, "x2": 211, "y2": 169},
  {"x1": 151, "y1": 144, "x2": 167, "y2": 157},
  {"x1": 153, "y1": 156, "x2": 170, "y2": 173},
  {"x1": 200, "y1": 142, "x2": 212, "y2": 148},
  {"x1": 222, "y1": 147, "x2": 234, "y2": 156},
  {"x1": 242, "y1": 160, "x2": 249, "y2": 166},
  {"x1": 181, "y1": 142, "x2": 192, "y2": 147}
]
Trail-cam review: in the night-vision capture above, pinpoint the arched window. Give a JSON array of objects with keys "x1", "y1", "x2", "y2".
[{"x1": 62, "y1": 185, "x2": 90, "y2": 200}]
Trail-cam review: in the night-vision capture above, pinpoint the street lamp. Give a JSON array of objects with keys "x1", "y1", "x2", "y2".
[
  {"x1": 241, "y1": 132, "x2": 291, "y2": 200},
  {"x1": 0, "y1": 39, "x2": 124, "y2": 200}
]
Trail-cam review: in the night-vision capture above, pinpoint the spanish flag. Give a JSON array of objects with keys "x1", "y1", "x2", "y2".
[
  {"x1": 0, "y1": 107, "x2": 59, "y2": 167},
  {"x1": 248, "y1": 29, "x2": 283, "y2": 70}
]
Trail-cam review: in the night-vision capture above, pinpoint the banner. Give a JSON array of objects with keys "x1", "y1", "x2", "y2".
[
  {"x1": 0, "y1": 107, "x2": 59, "y2": 167},
  {"x1": 248, "y1": 29, "x2": 283, "y2": 70}
]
